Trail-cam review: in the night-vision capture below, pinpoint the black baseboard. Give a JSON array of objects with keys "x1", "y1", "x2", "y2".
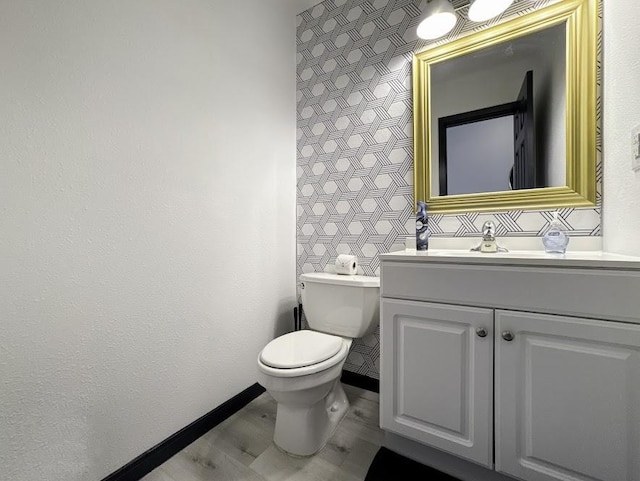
[
  {"x1": 341, "y1": 370, "x2": 379, "y2": 393},
  {"x1": 101, "y1": 383, "x2": 265, "y2": 481}
]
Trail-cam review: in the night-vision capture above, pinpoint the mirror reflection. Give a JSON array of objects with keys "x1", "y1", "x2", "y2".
[{"x1": 430, "y1": 22, "x2": 566, "y2": 197}]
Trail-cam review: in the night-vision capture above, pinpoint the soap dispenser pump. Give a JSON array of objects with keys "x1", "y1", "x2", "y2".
[{"x1": 542, "y1": 211, "x2": 570, "y2": 254}]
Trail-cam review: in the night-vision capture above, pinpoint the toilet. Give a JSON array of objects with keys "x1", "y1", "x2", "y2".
[{"x1": 257, "y1": 272, "x2": 380, "y2": 456}]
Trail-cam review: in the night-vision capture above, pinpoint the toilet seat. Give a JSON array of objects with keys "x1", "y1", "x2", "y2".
[
  {"x1": 260, "y1": 330, "x2": 343, "y2": 369},
  {"x1": 258, "y1": 331, "x2": 351, "y2": 378}
]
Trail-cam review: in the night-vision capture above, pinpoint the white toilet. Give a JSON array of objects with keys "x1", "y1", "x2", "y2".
[{"x1": 257, "y1": 272, "x2": 380, "y2": 456}]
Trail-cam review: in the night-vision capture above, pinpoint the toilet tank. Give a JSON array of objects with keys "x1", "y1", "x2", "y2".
[{"x1": 300, "y1": 273, "x2": 380, "y2": 338}]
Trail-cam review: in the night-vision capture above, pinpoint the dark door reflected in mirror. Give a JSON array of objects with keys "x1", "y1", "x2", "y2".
[{"x1": 430, "y1": 22, "x2": 566, "y2": 197}]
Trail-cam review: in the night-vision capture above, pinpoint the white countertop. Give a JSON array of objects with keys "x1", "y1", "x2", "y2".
[{"x1": 381, "y1": 249, "x2": 640, "y2": 270}]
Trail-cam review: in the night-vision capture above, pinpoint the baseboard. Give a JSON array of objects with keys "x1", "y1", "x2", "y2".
[
  {"x1": 341, "y1": 370, "x2": 380, "y2": 393},
  {"x1": 101, "y1": 383, "x2": 265, "y2": 481}
]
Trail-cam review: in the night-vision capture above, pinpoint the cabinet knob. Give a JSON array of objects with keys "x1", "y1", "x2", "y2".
[
  {"x1": 502, "y1": 330, "x2": 515, "y2": 342},
  {"x1": 475, "y1": 327, "x2": 488, "y2": 338}
]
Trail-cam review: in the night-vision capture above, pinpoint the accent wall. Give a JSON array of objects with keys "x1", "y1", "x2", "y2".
[{"x1": 296, "y1": 0, "x2": 603, "y2": 378}]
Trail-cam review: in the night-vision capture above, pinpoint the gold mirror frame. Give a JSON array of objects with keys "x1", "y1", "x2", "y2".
[{"x1": 413, "y1": 0, "x2": 597, "y2": 214}]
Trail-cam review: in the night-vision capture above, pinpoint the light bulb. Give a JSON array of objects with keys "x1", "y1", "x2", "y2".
[
  {"x1": 416, "y1": 0, "x2": 457, "y2": 40},
  {"x1": 468, "y1": 0, "x2": 514, "y2": 22}
]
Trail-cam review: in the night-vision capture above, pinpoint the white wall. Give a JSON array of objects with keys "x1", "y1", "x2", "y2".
[
  {"x1": 543, "y1": 27, "x2": 567, "y2": 188},
  {"x1": 0, "y1": 1, "x2": 296, "y2": 480},
  {"x1": 603, "y1": 0, "x2": 640, "y2": 256}
]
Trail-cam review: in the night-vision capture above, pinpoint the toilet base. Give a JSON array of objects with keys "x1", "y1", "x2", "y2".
[{"x1": 273, "y1": 380, "x2": 349, "y2": 457}]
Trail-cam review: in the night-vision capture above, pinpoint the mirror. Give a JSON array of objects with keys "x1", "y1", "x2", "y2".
[
  {"x1": 433, "y1": 23, "x2": 565, "y2": 196},
  {"x1": 413, "y1": 0, "x2": 597, "y2": 214}
]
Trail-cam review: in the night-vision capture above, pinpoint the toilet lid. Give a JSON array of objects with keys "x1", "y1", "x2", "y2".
[{"x1": 260, "y1": 331, "x2": 344, "y2": 369}]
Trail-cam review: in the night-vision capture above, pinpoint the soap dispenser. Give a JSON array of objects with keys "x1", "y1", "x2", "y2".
[{"x1": 542, "y1": 211, "x2": 570, "y2": 254}]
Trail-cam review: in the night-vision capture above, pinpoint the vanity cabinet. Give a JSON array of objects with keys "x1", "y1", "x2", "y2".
[
  {"x1": 495, "y1": 310, "x2": 640, "y2": 481},
  {"x1": 380, "y1": 299, "x2": 494, "y2": 467},
  {"x1": 380, "y1": 251, "x2": 640, "y2": 481}
]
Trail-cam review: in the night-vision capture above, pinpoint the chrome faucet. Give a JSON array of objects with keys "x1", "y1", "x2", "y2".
[
  {"x1": 471, "y1": 221, "x2": 508, "y2": 253},
  {"x1": 482, "y1": 220, "x2": 496, "y2": 241}
]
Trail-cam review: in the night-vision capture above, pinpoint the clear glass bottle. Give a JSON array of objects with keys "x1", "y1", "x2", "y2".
[{"x1": 542, "y1": 211, "x2": 570, "y2": 254}]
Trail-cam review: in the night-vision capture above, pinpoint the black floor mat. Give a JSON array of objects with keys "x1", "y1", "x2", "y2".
[{"x1": 364, "y1": 447, "x2": 461, "y2": 480}]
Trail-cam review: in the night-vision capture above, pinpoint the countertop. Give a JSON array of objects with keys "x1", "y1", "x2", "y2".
[{"x1": 380, "y1": 249, "x2": 640, "y2": 270}]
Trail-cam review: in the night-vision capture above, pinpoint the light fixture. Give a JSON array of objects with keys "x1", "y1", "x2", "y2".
[
  {"x1": 416, "y1": 0, "x2": 457, "y2": 40},
  {"x1": 416, "y1": 0, "x2": 516, "y2": 39},
  {"x1": 468, "y1": 0, "x2": 514, "y2": 22}
]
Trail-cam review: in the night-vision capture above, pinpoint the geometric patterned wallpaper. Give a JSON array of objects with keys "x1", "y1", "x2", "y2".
[{"x1": 297, "y1": 0, "x2": 603, "y2": 378}]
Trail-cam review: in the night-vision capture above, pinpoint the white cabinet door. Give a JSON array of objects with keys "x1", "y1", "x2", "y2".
[
  {"x1": 496, "y1": 310, "x2": 640, "y2": 481},
  {"x1": 380, "y1": 298, "x2": 494, "y2": 467}
]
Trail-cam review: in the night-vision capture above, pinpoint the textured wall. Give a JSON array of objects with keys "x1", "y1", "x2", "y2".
[
  {"x1": 296, "y1": 0, "x2": 603, "y2": 378},
  {"x1": 602, "y1": 0, "x2": 640, "y2": 257},
  {"x1": 0, "y1": 1, "x2": 296, "y2": 479}
]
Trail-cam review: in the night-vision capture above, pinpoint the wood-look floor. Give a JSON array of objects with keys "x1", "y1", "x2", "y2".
[{"x1": 142, "y1": 384, "x2": 383, "y2": 481}]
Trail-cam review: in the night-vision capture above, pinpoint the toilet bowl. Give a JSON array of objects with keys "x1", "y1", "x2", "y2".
[{"x1": 257, "y1": 272, "x2": 379, "y2": 457}]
